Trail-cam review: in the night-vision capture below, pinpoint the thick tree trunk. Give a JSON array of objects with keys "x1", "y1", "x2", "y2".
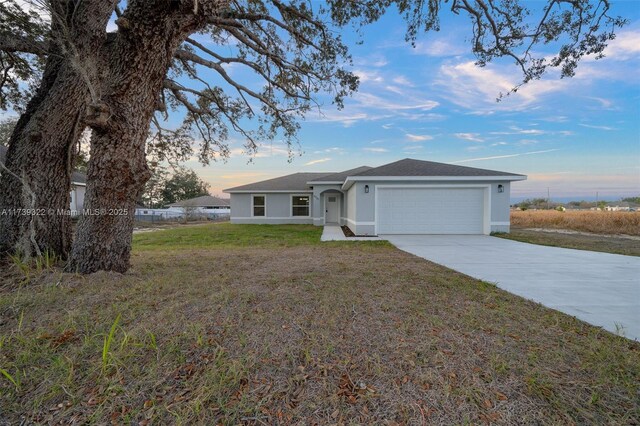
[
  {"x1": 68, "y1": 5, "x2": 207, "y2": 273},
  {"x1": 0, "y1": 1, "x2": 116, "y2": 259},
  {"x1": 0, "y1": 58, "x2": 87, "y2": 258},
  {"x1": 67, "y1": 126, "x2": 151, "y2": 273}
]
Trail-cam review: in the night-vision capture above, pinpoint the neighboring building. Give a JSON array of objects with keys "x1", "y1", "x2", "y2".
[
  {"x1": 166, "y1": 195, "x2": 230, "y2": 214},
  {"x1": 604, "y1": 202, "x2": 638, "y2": 212},
  {"x1": 134, "y1": 195, "x2": 231, "y2": 221},
  {"x1": 0, "y1": 145, "x2": 87, "y2": 214},
  {"x1": 224, "y1": 158, "x2": 526, "y2": 235}
]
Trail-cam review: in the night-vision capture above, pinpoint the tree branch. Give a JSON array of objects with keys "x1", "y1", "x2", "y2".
[{"x1": 0, "y1": 34, "x2": 47, "y2": 55}]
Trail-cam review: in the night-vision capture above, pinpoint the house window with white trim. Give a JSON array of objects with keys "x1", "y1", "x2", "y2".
[
  {"x1": 253, "y1": 195, "x2": 265, "y2": 216},
  {"x1": 292, "y1": 195, "x2": 310, "y2": 216}
]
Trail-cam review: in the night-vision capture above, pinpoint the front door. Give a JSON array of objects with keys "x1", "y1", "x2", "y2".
[{"x1": 325, "y1": 194, "x2": 339, "y2": 224}]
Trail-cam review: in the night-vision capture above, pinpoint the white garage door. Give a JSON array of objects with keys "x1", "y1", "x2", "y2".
[{"x1": 377, "y1": 187, "x2": 485, "y2": 234}]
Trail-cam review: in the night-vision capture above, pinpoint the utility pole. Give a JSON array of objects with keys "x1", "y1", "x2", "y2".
[
  {"x1": 547, "y1": 187, "x2": 550, "y2": 210},
  {"x1": 596, "y1": 191, "x2": 599, "y2": 210}
]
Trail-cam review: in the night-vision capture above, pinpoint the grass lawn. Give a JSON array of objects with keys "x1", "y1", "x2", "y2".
[
  {"x1": 1, "y1": 223, "x2": 638, "y2": 424},
  {"x1": 494, "y1": 228, "x2": 640, "y2": 257}
]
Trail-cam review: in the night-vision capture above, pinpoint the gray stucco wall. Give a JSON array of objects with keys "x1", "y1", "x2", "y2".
[
  {"x1": 229, "y1": 192, "x2": 314, "y2": 224},
  {"x1": 348, "y1": 180, "x2": 512, "y2": 235},
  {"x1": 229, "y1": 180, "x2": 513, "y2": 233}
]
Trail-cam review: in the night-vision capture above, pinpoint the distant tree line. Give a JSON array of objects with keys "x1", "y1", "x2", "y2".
[{"x1": 140, "y1": 167, "x2": 210, "y2": 209}]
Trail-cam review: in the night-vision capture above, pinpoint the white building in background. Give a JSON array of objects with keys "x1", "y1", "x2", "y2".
[
  {"x1": 166, "y1": 195, "x2": 230, "y2": 214},
  {"x1": 135, "y1": 195, "x2": 231, "y2": 220}
]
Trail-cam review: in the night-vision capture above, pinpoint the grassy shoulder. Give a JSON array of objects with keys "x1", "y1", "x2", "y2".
[
  {"x1": 494, "y1": 228, "x2": 640, "y2": 257},
  {"x1": 1, "y1": 224, "x2": 638, "y2": 424}
]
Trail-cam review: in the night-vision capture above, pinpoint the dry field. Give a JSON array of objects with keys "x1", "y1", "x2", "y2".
[
  {"x1": 1, "y1": 224, "x2": 638, "y2": 424},
  {"x1": 511, "y1": 210, "x2": 640, "y2": 236}
]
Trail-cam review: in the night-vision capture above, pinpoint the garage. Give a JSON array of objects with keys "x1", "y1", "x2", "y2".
[{"x1": 376, "y1": 187, "x2": 487, "y2": 234}]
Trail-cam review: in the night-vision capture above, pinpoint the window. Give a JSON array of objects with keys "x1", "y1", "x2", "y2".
[
  {"x1": 292, "y1": 195, "x2": 310, "y2": 217},
  {"x1": 253, "y1": 195, "x2": 265, "y2": 216}
]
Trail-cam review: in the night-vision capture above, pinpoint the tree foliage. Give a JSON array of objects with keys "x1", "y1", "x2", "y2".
[
  {"x1": 0, "y1": 117, "x2": 18, "y2": 146},
  {"x1": 142, "y1": 166, "x2": 211, "y2": 208},
  {"x1": 621, "y1": 196, "x2": 640, "y2": 204},
  {"x1": 0, "y1": 1, "x2": 47, "y2": 112}
]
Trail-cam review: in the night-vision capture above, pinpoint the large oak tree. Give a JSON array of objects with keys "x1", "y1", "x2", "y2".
[{"x1": 0, "y1": 0, "x2": 626, "y2": 273}]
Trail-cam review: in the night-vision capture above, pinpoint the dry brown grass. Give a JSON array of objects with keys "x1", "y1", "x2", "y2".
[
  {"x1": 1, "y1": 225, "x2": 638, "y2": 425},
  {"x1": 511, "y1": 210, "x2": 640, "y2": 236}
]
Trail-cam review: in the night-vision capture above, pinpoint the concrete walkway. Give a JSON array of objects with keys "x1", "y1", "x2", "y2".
[
  {"x1": 384, "y1": 235, "x2": 640, "y2": 341},
  {"x1": 321, "y1": 225, "x2": 382, "y2": 241}
]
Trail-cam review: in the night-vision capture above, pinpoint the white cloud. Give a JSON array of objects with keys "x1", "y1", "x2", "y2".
[
  {"x1": 406, "y1": 133, "x2": 434, "y2": 142},
  {"x1": 436, "y1": 61, "x2": 566, "y2": 111},
  {"x1": 413, "y1": 39, "x2": 466, "y2": 57},
  {"x1": 595, "y1": 29, "x2": 640, "y2": 61},
  {"x1": 363, "y1": 147, "x2": 389, "y2": 153},
  {"x1": 313, "y1": 147, "x2": 347, "y2": 154},
  {"x1": 578, "y1": 124, "x2": 616, "y2": 131},
  {"x1": 354, "y1": 70, "x2": 384, "y2": 83},
  {"x1": 585, "y1": 96, "x2": 613, "y2": 109},
  {"x1": 355, "y1": 92, "x2": 439, "y2": 111},
  {"x1": 454, "y1": 132, "x2": 484, "y2": 142},
  {"x1": 305, "y1": 158, "x2": 331, "y2": 166},
  {"x1": 452, "y1": 149, "x2": 561, "y2": 163},
  {"x1": 404, "y1": 144, "x2": 424, "y2": 150},
  {"x1": 392, "y1": 76, "x2": 415, "y2": 87}
]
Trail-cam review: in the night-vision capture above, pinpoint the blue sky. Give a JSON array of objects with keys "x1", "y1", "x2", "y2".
[
  {"x1": 3, "y1": 1, "x2": 639, "y2": 202},
  {"x1": 186, "y1": 1, "x2": 640, "y2": 202}
]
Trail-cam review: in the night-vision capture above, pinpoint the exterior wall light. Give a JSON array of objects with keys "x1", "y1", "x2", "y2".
[
  {"x1": 498, "y1": 184, "x2": 504, "y2": 193},
  {"x1": 364, "y1": 185, "x2": 369, "y2": 193}
]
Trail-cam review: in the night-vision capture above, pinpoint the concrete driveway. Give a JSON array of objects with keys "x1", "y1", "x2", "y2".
[{"x1": 384, "y1": 235, "x2": 640, "y2": 341}]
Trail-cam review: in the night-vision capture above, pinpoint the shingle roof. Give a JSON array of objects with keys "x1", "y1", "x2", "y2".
[
  {"x1": 169, "y1": 195, "x2": 230, "y2": 207},
  {"x1": 1, "y1": 145, "x2": 88, "y2": 184},
  {"x1": 224, "y1": 172, "x2": 332, "y2": 192},
  {"x1": 353, "y1": 158, "x2": 524, "y2": 177},
  {"x1": 309, "y1": 166, "x2": 373, "y2": 182}
]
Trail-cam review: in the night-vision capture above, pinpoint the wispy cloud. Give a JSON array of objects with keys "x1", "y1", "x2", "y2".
[
  {"x1": 578, "y1": 123, "x2": 616, "y2": 131},
  {"x1": 585, "y1": 96, "x2": 614, "y2": 109},
  {"x1": 313, "y1": 147, "x2": 347, "y2": 154},
  {"x1": 454, "y1": 132, "x2": 484, "y2": 142},
  {"x1": 363, "y1": 147, "x2": 389, "y2": 153},
  {"x1": 305, "y1": 158, "x2": 331, "y2": 166},
  {"x1": 355, "y1": 92, "x2": 439, "y2": 111},
  {"x1": 435, "y1": 61, "x2": 566, "y2": 111},
  {"x1": 392, "y1": 75, "x2": 415, "y2": 87},
  {"x1": 406, "y1": 133, "x2": 434, "y2": 142},
  {"x1": 354, "y1": 69, "x2": 384, "y2": 83},
  {"x1": 413, "y1": 38, "x2": 466, "y2": 57},
  {"x1": 452, "y1": 149, "x2": 561, "y2": 163}
]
